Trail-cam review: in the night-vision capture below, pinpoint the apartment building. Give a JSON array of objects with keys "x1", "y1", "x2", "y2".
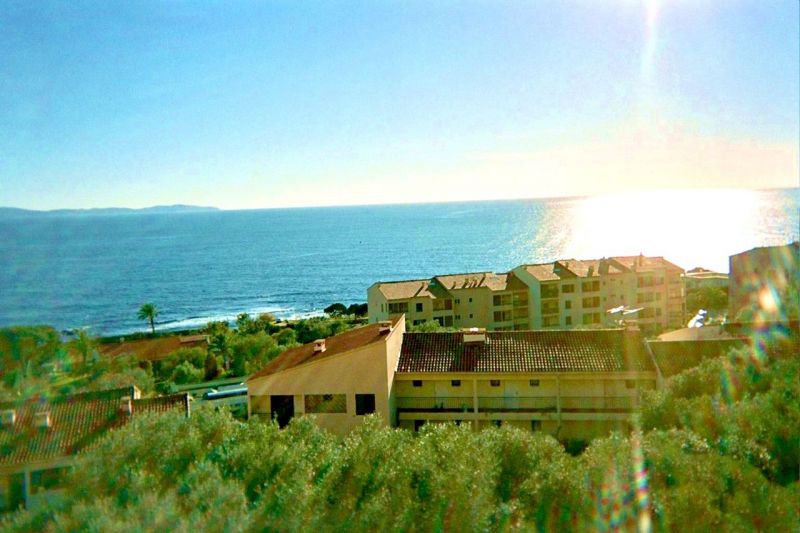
[
  {"x1": 368, "y1": 255, "x2": 685, "y2": 334},
  {"x1": 728, "y1": 242, "x2": 799, "y2": 321},
  {"x1": 368, "y1": 272, "x2": 530, "y2": 331},
  {"x1": 246, "y1": 316, "x2": 659, "y2": 441}
]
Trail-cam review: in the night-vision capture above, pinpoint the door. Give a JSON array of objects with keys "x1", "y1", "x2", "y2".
[{"x1": 270, "y1": 395, "x2": 294, "y2": 428}]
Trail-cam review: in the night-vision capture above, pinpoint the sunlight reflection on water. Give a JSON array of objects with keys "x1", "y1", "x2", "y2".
[{"x1": 530, "y1": 189, "x2": 795, "y2": 272}]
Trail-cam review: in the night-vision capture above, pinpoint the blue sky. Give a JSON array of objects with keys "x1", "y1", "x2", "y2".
[{"x1": 1, "y1": 1, "x2": 798, "y2": 210}]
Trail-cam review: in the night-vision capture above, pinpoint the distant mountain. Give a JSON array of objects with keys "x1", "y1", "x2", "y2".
[{"x1": 0, "y1": 204, "x2": 220, "y2": 218}]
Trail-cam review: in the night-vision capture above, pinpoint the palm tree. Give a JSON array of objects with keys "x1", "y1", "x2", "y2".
[
  {"x1": 74, "y1": 329, "x2": 98, "y2": 366},
  {"x1": 137, "y1": 303, "x2": 159, "y2": 335}
]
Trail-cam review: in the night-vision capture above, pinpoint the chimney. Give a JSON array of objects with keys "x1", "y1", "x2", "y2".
[
  {"x1": 313, "y1": 339, "x2": 326, "y2": 353},
  {"x1": 462, "y1": 327, "x2": 487, "y2": 344},
  {"x1": 34, "y1": 411, "x2": 51, "y2": 429},
  {"x1": 120, "y1": 396, "x2": 133, "y2": 415},
  {"x1": 588, "y1": 265, "x2": 594, "y2": 277},
  {"x1": 1, "y1": 409, "x2": 16, "y2": 427},
  {"x1": 378, "y1": 320, "x2": 393, "y2": 334}
]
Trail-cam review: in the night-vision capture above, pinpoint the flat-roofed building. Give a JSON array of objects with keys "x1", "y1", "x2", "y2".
[{"x1": 247, "y1": 316, "x2": 659, "y2": 441}]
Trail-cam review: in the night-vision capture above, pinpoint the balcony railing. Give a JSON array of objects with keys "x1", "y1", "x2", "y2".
[
  {"x1": 396, "y1": 396, "x2": 637, "y2": 414},
  {"x1": 396, "y1": 397, "x2": 473, "y2": 412},
  {"x1": 560, "y1": 396, "x2": 636, "y2": 412},
  {"x1": 478, "y1": 397, "x2": 556, "y2": 412}
]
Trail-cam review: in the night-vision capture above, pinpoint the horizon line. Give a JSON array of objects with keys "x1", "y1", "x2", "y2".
[{"x1": 2, "y1": 185, "x2": 797, "y2": 213}]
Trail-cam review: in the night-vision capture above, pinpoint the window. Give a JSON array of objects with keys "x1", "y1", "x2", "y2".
[
  {"x1": 541, "y1": 301, "x2": 559, "y2": 314},
  {"x1": 492, "y1": 420, "x2": 502, "y2": 427},
  {"x1": 388, "y1": 302, "x2": 408, "y2": 314},
  {"x1": 512, "y1": 291, "x2": 528, "y2": 305},
  {"x1": 541, "y1": 284, "x2": 559, "y2": 298},
  {"x1": 565, "y1": 316, "x2": 572, "y2": 326},
  {"x1": 582, "y1": 313, "x2": 601, "y2": 325},
  {"x1": 413, "y1": 319, "x2": 424, "y2": 326},
  {"x1": 529, "y1": 379, "x2": 540, "y2": 387},
  {"x1": 581, "y1": 280, "x2": 600, "y2": 292},
  {"x1": 355, "y1": 394, "x2": 376, "y2": 415},
  {"x1": 531, "y1": 420, "x2": 542, "y2": 431},
  {"x1": 490, "y1": 379, "x2": 500, "y2": 387},
  {"x1": 543, "y1": 316, "x2": 559, "y2": 327},
  {"x1": 455, "y1": 298, "x2": 460, "y2": 304},
  {"x1": 451, "y1": 380, "x2": 461, "y2": 387},
  {"x1": 493, "y1": 294, "x2": 512, "y2": 306},
  {"x1": 412, "y1": 380, "x2": 422, "y2": 387},
  {"x1": 304, "y1": 394, "x2": 346, "y2": 414},
  {"x1": 582, "y1": 296, "x2": 600, "y2": 308},
  {"x1": 469, "y1": 313, "x2": 473, "y2": 319},
  {"x1": 493, "y1": 310, "x2": 512, "y2": 322},
  {"x1": 415, "y1": 303, "x2": 423, "y2": 312},
  {"x1": 565, "y1": 300, "x2": 572, "y2": 309},
  {"x1": 625, "y1": 380, "x2": 636, "y2": 389},
  {"x1": 562, "y1": 284, "x2": 575, "y2": 293},
  {"x1": 433, "y1": 299, "x2": 453, "y2": 311},
  {"x1": 468, "y1": 297, "x2": 473, "y2": 303},
  {"x1": 455, "y1": 314, "x2": 461, "y2": 320}
]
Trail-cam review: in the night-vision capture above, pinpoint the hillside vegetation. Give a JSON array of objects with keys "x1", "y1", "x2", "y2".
[{"x1": 4, "y1": 339, "x2": 798, "y2": 531}]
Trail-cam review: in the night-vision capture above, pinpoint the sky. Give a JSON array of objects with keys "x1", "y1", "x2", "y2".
[{"x1": 1, "y1": 1, "x2": 798, "y2": 210}]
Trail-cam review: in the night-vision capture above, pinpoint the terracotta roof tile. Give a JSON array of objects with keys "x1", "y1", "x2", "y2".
[
  {"x1": 248, "y1": 316, "x2": 401, "y2": 380},
  {"x1": 376, "y1": 280, "x2": 434, "y2": 300},
  {"x1": 398, "y1": 329, "x2": 654, "y2": 373},
  {"x1": 434, "y1": 272, "x2": 509, "y2": 291},
  {"x1": 523, "y1": 263, "x2": 560, "y2": 281},
  {"x1": 0, "y1": 389, "x2": 189, "y2": 470},
  {"x1": 612, "y1": 255, "x2": 684, "y2": 272}
]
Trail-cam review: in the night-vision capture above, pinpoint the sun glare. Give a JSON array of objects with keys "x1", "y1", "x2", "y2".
[{"x1": 560, "y1": 189, "x2": 764, "y2": 271}]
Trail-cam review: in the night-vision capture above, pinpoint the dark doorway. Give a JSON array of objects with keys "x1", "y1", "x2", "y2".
[{"x1": 270, "y1": 395, "x2": 294, "y2": 428}]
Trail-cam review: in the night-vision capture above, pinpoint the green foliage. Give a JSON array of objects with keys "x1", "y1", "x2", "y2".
[
  {"x1": 72, "y1": 329, "x2": 99, "y2": 367},
  {"x1": 292, "y1": 317, "x2": 349, "y2": 344},
  {"x1": 137, "y1": 303, "x2": 159, "y2": 334},
  {"x1": 686, "y1": 286, "x2": 728, "y2": 313},
  {"x1": 324, "y1": 302, "x2": 347, "y2": 316},
  {"x1": 324, "y1": 303, "x2": 367, "y2": 317},
  {"x1": 0, "y1": 326, "x2": 65, "y2": 384},
  {"x1": 407, "y1": 321, "x2": 454, "y2": 333},
  {"x1": 171, "y1": 361, "x2": 204, "y2": 385},
  {"x1": 229, "y1": 332, "x2": 283, "y2": 377},
  {"x1": 273, "y1": 327, "x2": 297, "y2": 346}
]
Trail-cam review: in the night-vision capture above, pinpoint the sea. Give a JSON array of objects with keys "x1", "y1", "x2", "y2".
[{"x1": 1, "y1": 188, "x2": 797, "y2": 336}]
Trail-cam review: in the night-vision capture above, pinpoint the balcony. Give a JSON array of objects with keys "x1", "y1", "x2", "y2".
[
  {"x1": 396, "y1": 397, "x2": 473, "y2": 412},
  {"x1": 478, "y1": 397, "x2": 556, "y2": 412},
  {"x1": 396, "y1": 396, "x2": 638, "y2": 415},
  {"x1": 560, "y1": 396, "x2": 635, "y2": 413}
]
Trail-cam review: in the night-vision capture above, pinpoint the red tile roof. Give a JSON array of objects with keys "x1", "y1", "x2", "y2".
[
  {"x1": 248, "y1": 316, "x2": 401, "y2": 380},
  {"x1": 0, "y1": 388, "x2": 189, "y2": 471},
  {"x1": 398, "y1": 329, "x2": 655, "y2": 373}
]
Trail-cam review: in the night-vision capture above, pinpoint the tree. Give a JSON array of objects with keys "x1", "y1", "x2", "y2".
[
  {"x1": 324, "y1": 303, "x2": 347, "y2": 316},
  {"x1": 137, "y1": 303, "x2": 159, "y2": 335},
  {"x1": 346, "y1": 303, "x2": 368, "y2": 317},
  {"x1": 73, "y1": 329, "x2": 98, "y2": 367}
]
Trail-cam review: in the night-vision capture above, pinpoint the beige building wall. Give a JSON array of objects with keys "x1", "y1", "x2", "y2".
[
  {"x1": 393, "y1": 371, "x2": 657, "y2": 440},
  {"x1": 248, "y1": 319, "x2": 406, "y2": 435}
]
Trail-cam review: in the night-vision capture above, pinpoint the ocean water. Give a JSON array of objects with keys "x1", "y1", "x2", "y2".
[{"x1": 1, "y1": 188, "x2": 797, "y2": 335}]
